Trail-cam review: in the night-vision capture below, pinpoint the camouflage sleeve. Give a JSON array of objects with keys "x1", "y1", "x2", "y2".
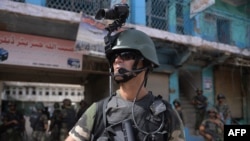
[
  {"x1": 167, "y1": 106, "x2": 186, "y2": 141},
  {"x1": 69, "y1": 102, "x2": 97, "y2": 141}
]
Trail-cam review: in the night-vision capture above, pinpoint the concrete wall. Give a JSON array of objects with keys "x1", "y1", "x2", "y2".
[
  {"x1": 147, "y1": 72, "x2": 169, "y2": 101},
  {"x1": 84, "y1": 74, "x2": 110, "y2": 104}
]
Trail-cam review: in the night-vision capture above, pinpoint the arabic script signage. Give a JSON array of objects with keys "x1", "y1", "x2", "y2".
[{"x1": 0, "y1": 31, "x2": 82, "y2": 70}]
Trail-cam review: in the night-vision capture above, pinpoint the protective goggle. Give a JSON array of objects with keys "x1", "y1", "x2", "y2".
[{"x1": 110, "y1": 51, "x2": 142, "y2": 63}]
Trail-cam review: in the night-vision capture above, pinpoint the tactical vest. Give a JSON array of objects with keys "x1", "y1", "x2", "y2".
[
  {"x1": 90, "y1": 93, "x2": 172, "y2": 141},
  {"x1": 61, "y1": 108, "x2": 77, "y2": 131}
]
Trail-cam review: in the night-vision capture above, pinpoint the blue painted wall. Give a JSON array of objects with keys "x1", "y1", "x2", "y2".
[
  {"x1": 202, "y1": 66, "x2": 214, "y2": 107},
  {"x1": 25, "y1": 0, "x2": 46, "y2": 6},
  {"x1": 193, "y1": 0, "x2": 250, "y2": 48},
  {"x1": 169, "y1": 71, "x2": 179, "y2": 107},
  {"x1": 130, "y1": 0, "x2": 146, "y2": 25}
]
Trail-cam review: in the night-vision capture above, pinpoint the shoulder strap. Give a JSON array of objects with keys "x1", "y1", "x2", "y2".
[{"x1": 91, "y1": 93, "x2": 115, "y2": 141}]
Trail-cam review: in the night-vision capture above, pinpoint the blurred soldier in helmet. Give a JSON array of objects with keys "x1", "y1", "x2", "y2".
[
  {"x1": 76, "y1": 100, "x2": 89, "y2": 121},
  {"x1": 192, "y1": 88, "x2": 208, "y2": 134},
  {"x1": 66, "y1": 28, "x2": 185, "y2": 141},
  {"x1": 49, "y1": 102, "x2": 62, "y2": 141},
  {"x1": 60, "y1": 99, "x2": 76, "y2": 141},
  {"x1": 173, "y1": 99, "x2": 185, "y2": 125},
  {"x1": 1, "y1": 101, "x2": 25, "y2": 141},
  {"x1": 199, "y1": 107, "x2": 224, "y2": 141},
  {"x1": 29, "y1": 102, "x2": 48, "y2": 141},
  {"x1": 215, "y1": 94, "x2": 231, "y2": 125}
]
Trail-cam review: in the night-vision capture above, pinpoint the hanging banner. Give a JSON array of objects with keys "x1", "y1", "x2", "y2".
[
  {"x1": 75, "y1": 0, "x2": 130, "y2": 58},
  {"x1": 190, "y1": 0, "x2": 215, "y2": 18},
  {"x1": 74, "y1": 13, "x2": 108, "y2": 58},
  {"x1": 0, "y1": 31, "x2": 82, "y2": 70}
]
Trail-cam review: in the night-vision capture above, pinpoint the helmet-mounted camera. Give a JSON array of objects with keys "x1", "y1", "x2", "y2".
[
  {"x1": 95, "y1": 3, "x2": 129, "y2": 56},
  {"x1": 95, "y1": 3, "x2": 129, "y2": 21}
]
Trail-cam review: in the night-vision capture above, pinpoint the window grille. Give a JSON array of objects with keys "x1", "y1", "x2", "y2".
[
  {"x1": 146, "y1": 0, "x2": 187, "y2": 35},
  {"x1": 46, "y1": 0, "x2": 111, "y2": 15}
]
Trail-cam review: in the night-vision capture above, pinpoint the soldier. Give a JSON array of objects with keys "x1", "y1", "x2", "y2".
[
  {"x1": 199, "y1": 107, "x2": 224, "y2": 141},
  {"x1": 1, "y1": 101, "x2": 25, "y2": 141},
  {"x1": 215, "y1": 94, "x2": 231, "y2": 125},
  {"x1": 76, "y1": 100, "x2": 89, "y2": 121},
  {"x1": 60, "y1": 99, "x2": 76, "y2": 141},
  {"x1": 192, "y1": 88, "x2": 208, "y2": 134},
  {"x1": 173, "y1": 99, "x2": 185, "y2": 125},
  {"x1": 49, "y1": 102, "x2": 62, "y2": 141},
  {"x1": 65, "y1": 29, "x2": 185, "y2": 141},
  {"x1": 29, "y1": 102, "x2": 48, "y2": 141}
]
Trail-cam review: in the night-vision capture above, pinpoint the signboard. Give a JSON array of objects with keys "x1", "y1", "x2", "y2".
[
  {"x1": 75, "y1": 0, "x2": 130, "y2": 58},
  {"x1": 0, "y1": 31, "x2": 82, "y2": 71},
  {"x1": 75, "y1": 13, "x2": 107, "y2": 58},
  {"x1": 190, "y1": 0, "x2": 215, "y2": 18}
]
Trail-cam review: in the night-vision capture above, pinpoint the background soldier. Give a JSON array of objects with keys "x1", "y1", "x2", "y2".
[
  {"x1": 199, "y1": 107, "x2": 224, "y2": 141},
  {"x1": 76, "y1": 100, "x2": 89, "y2": 121},
  {"x1": 192, "y1": 88, "x2": 208, "y2": 134},
  {"x1": 215, "y1": 94, "x2": 231, "y2": 125},
  {"x1": 1, "y1": 101, "x2": 25, "y2": 141},
  {"x1": 60, "y1": 98, "x2": 76, "y2": 141},
  {"x1": 29, "y1": 102, "x2": 48, "y2": 141},
  {"x1": 49, "y1": 102, "x2": 62, "y2": 141},
  {"x1": 173, "y1": 99, "x2": 185, "y2": 125}
]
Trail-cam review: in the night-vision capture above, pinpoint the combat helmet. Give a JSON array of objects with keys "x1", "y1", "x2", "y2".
[
  {"x1": 106, "y1": 29, "x2": 160, "y2": 68},
  {"x1": 217, "y1": 93, "x2": 226, "y2": 100},
  {"x1": 207, "y1": 106, "x2": 218, "y2": 114},
  {"x1": 63, "y1": 98, "x2": 72, "y2": 108},
  {"x1": 54, "y1": 102, "x2": 60, "y2": 109},
  {"x1": 35, "y1": 102, "x2": 44, "y2": 110},
  {"x1": 173, "y1": 99, "x2": 181, "y2": 106}
]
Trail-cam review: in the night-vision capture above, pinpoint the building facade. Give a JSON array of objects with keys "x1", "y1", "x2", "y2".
[{"x1": 0, "y1": 0, "x2": 250, "y2": 139}]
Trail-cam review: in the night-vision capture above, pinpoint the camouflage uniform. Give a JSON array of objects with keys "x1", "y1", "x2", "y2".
[
  {"x1": 49, "y1": 102, "x2": 62, "y2": 141},
  {"x1": 69, "y1": 91, "x2": 185, "y2": 141},
  {"x1": 192, "y1": 89, "x2": 208, "y2": 131},
  {"x1": 199, "y1": 107, "x2": 224, "y2": 141},
  {"x1": 173, "y1": 99, "x2": 185, "y2": 125},
  {"x1": 215, "y1": 94, "x2": 231, "y2": 125},
  {"x1": 1, "y1": 102, "x2": 25, "y2": 141},
  {"x1": 60, "y1": 99, "x2": 76, "y2": 141},
  {"x1": 30, "y1": 102, "x2": 48, "y2": 141},
  {"x1": 76, "y1": 100, "x2": 89, "y2": 121}
]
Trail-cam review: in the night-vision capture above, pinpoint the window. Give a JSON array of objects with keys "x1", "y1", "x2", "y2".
[{"x1": 217, "y1": 18, "x2": 230, "y2": 44}]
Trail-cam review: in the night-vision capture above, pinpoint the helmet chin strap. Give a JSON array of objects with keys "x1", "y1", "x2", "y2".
[{"x1": 111, "y1": 67, "x2": 148, "y2": 83}]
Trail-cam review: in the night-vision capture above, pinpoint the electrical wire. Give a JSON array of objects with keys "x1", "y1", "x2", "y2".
[{"x1": 131, "y1": 67, "x2": 165, "y2": 141}]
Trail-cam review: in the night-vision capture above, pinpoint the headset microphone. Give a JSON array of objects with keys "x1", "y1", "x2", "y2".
[
  {"x1": 110, "y1": 67, "x2": 148, "y2": 83},
  {"x1": 118, "y1": 68, "x2": 147, "y2": 76},
  {"x1": 118, "y1": 68, "x2": 129, "y2": 74}
]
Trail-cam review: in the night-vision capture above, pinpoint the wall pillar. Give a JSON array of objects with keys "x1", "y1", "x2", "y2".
[{"x1": 84, "y1": 74, "x2": 110, "y2": 104}]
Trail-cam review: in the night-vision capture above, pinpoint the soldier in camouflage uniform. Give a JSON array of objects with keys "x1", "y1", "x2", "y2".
[
  {"x1": 30, "y1": 102, "x2": 48, "y2": 141},
  {"x1": 199, "y1": 107, "x2": 224, "y2": 141},
  {"x1": 192, "y1": 88, "x2": 208, "y2": 134},
  {"x1": 215, "y1": 94, "x2": 231, "y2": 125},
  {"x1": 60, "y1": 99, "x2": 76, "y2": 141},
  {"x1": 49, "y1": 102, "x2": 62, "y2": 141},
  {"x1": 1, "y1": 101, "x2": 25, "y2": 141},
  {"x1": 173, "y1": 99, "x2": 185, "y2": 125},
  {"x1": 65, "y1": 29, "x2": 185, "y2": 141}
]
